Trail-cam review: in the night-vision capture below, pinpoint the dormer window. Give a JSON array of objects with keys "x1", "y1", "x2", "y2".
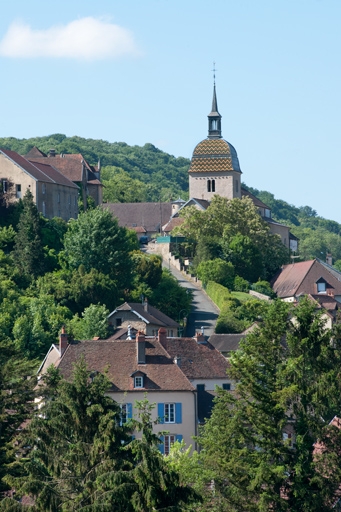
[
  {"x1": 134, "y1": 376, "x2": 143, "y2": 388},
  {"x1": 316, "y1": 278, "x2": 327, "y2": 294}
]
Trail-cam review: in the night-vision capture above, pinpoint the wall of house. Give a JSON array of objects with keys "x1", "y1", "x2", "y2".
[
  {"x1": 268, "y1": 222, "x2": 290, "y2": 249},
  {"x1": 189, "y1": 171, "x2": 240, "y2": 201},
  {"x1": 0, "y1": 153, "x2": 37, "y2": 202},
  {"x1": 110, "y1": 390, "x2": 197, "y2": 450},
  {"x1": 190, "y1": 378, "x2": 234, "y2": 391},
  {"x1": 87, "y1": 183, "x2": 103, "y2": 206},
  {"x1": 108, "y1": 310, "x2": 177, "y2": 337}
]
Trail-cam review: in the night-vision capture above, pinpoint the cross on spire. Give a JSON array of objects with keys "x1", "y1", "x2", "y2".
[{"x1": 212, "y1": 62, "x2": 217, "y2": 85}]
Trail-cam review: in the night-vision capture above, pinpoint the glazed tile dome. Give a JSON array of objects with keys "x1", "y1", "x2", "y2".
[{"x1": 189, "y1": 138, "x2": 241, "y2": 173}]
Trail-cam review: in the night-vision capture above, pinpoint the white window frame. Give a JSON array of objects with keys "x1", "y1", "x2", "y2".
[
  {"x1": 134, "y1": 376, "x2": 143, "y2": 388},
  {"x1": 164, "y1": 403, "x2": 175, "y2": 423},
  {"x1": 164, "y1": 434, "x2": 176, "y2": 455}
]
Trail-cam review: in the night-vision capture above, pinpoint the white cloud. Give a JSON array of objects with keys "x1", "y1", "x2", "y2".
[{"x1": 0, "y1": 17, "x2": 141, "y2": 60}]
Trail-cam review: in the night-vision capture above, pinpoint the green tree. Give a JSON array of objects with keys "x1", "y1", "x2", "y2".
[
  {"x1": 198, "y1": 298, "x2": 341, "y2": 511},
  {"x1": 196, "y1": 258, "x2": 235, "y2": 288},
  {"x1": 62, "y1": 207, "x2": 134, "y2": 291},
  {"x1": 12, "y1": 190, "x2": 45, "y2": 279},
  {"x1": 128, "y1": 399, "x2": 200, "y2": 511},
  {"x1": 4, "y1": 361, "x2": 134, "y2": 511},
  {"x1": 150, "y1": 269, "x2": 192, "y2": 321},
  {"x1": 69, "y1": 303, "x2": 110, "y2": 340},
  {"x1": 102, "y1": 167, "x2": 148, "y2": 203}
]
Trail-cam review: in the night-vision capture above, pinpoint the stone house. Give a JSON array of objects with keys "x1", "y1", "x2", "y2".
[
  {"x1": 0, "y1": 148, "x2": 79, "y2": 221},
  {"x1": 25, "y1": 147, "x2": 103, "y2": 209},
  {"x1": 107, "y1": 300, "x2": 180, "y2": 337}
]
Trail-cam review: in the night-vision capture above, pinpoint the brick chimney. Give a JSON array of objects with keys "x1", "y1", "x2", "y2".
[
  {"x1": 59, "y1": 326, "x2": 68, "y2": 355},
  {"x1": 158, "y1": 327, "x2": 167, "y2": 344},
  {"x1": 49, "y1": 148, "x2": 56, "y2": 157},
  {"x1": 194, "y1": 330, "x2": 206, "y2": 344},
  {"x1": 136, "y1": 331, "x2": 146, "y2": 364},
  {"x1": 144, "y1": 297, "x2": 149, "y2": 313},
  {"x1": 326, "y1": 253, "x2": 333, "y2": 266}
]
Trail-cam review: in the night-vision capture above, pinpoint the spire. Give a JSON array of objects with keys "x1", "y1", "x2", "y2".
[{"x1": 208, "y1": 62, "x2": 222, "y2": 139}]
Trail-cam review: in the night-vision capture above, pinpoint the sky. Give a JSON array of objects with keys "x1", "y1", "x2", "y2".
[{"x1": 1, "y1": 0, "x2": 341, "y2": 222}]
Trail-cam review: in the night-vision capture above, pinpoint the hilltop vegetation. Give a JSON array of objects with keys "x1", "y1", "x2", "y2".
[{"x1": 1, "y1": 134, "x2": 341, "y2": 263}]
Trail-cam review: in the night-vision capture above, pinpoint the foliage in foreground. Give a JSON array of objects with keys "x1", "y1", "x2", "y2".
[
  {"x1": 197, "y1": 298, "x2": 341, "y2": 511},
  {"x1": 1, "y1": 361, "x2": 200, "y2": 511}
]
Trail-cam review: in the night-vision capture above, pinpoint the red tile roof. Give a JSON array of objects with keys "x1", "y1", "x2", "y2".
[
  {"x1": 159, "y1": 337, "x2": 229, "y2": 380},
  {"x1": 57, "y1": 339, "x2": 194, "y2": 392},
  {"x1": 104, "y1": 202, "x2": 172, "y2": 233},
  {"x1": 0, "y1": 149, "x2": 77, "y2": 188},
  {"x1": 272, "y1": 259, "x2": 341, "y2": 298}
]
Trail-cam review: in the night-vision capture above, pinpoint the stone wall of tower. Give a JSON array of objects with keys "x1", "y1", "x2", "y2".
[{"x1": 189, "y1": 171, "x2": 241, "y2": 201}]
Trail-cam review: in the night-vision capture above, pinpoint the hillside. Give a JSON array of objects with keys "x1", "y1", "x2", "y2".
[{"x1": 1, "y1": 134, "x2": 341, "y2": 264}]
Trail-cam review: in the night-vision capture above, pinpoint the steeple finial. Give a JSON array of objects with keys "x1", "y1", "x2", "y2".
[{"x1": 208, "y1": 63, "x2": 222, "y2": 139}]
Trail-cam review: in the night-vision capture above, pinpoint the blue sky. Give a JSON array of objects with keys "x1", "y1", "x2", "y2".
[{"x1": 1, "y1": 0, "x2": 341, "y2": 222}]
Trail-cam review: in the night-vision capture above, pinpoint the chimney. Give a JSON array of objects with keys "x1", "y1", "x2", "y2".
[
  {"x1": 144, "y1": 297, "x2": 149, "y2": 313},
  {"x1": 158, "y1": 327, "x2": 167, "y2": 344},
  {"x1": 49, "y1": 149, "x2": 56, "y2": 157},
  {"x1": 59, "y1": 326, "x2": 68, "y2": 355},
  {"x1": 326, "y1": 253, "x2": 333, "y2": 266},
  {"x1": 195, "y1": 330, "x2": 207, "y2": 344},
  {"x1": 136, "y1": 331, "x2": 146, "y2": 364}
]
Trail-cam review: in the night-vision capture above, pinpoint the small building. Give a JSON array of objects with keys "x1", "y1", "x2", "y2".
[
  {"x1": 107, "y1": 300, "x2": 180, "y2": 337},
  {"x1": 0, "y1": 149, "x2": 79, "y2": 221}
]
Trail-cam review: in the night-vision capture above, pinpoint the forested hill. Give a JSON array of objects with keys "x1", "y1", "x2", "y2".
[
  {"x1": 0, "y1": 134, "x2": 190, "y2": 202},
  {"x1": 2, "y1": 134, "x2": 341, "y2": 264}
]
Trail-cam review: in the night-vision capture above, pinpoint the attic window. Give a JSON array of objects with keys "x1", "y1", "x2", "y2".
[
  {"x1": 317, "y1": 281, "x2": 326, "y2": 293},
  {"x1": 134, "y1": 376, "x2": 143, "y2": 388}
]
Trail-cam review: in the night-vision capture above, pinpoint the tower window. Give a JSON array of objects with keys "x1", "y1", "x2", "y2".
[
  {"x1": 211, "y1": 120, "x2": 217, "y2": 130},
  {"x1": 211, "y1": 179, "x2": 215, "y2": 192},
  {"x1": 207, "y1": 180, "x2": 211, "y2": 192}
]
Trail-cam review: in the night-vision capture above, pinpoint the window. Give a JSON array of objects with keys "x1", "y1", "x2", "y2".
[
  {"x1": 207, "y1": 180, "x2": 211, "y2": 192},
  {"x1": 197, "y1": 384, "x2": 205, "y2": 392},
  {"x1": 158, "y1": 403, "x2": 182, "y2": 424},
  {"x1": 120, "y1": 403, "x2": 132, "y2": 425},
  {"x1": 222, "y1": 383, "x2": 231, "y2": 390},
  {"x1": 211, "y1": 179, "x2": 215, "y2": 192},
  {"x1": 159, "y1": 434, "x2": 183, "y2": 455},
  {"x1": 283, "y1": 432, "x2": 292, "y2": 447},
  {"x1": 211, "y1": 120, "x2": 217, "y2": 130},
  {"x1": 235, "y1": 180, "x2": 239, "y2": 193},
  {"x1": 134, "y1": 376, "x2": 143, "y2": 388},
  {"x1": 57, "y1": 193, "x2": 60, "y2": 204},
  {"x1": 16, "y1": 184, "x2": 21, "y2": 198},
  {"x1": 1, "y1": 179, "x2": 8, "y2": 193},
  {"x1": 317, "y1": 280, "x2": 327, "y2": 293},
  {"x1": 164, "y1": 435, "x2": 176, "y2": 455},
  {"x1": 168, "y1": 330, "x2": 174, "y2": 337},
  {"x1": 42, "y1": 201, "x2": 46, "y2": 217},
  {"x1": 116, "y1": 318, "x2": 122, "y2": 327},
  {"x1": 42, "y1": 183, "x2": 46, "y2": 194}
]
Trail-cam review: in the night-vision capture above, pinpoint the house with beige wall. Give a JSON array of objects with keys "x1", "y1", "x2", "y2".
[{"x1": 0, "y1": 149, "x2": 79, "y2": 221}]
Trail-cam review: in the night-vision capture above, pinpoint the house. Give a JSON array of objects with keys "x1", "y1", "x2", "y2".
[
  {"x1": 104, "y1": 201, "x2": 177, "y2": 240},
  {"x1": 38, "y1": 326, "x2": 230, "y2": 453},
  {"x1": 107, "y1": 299, "x2": 180, "y2": 337},
  {"x1": 0, "y1": 149, "x2": 79, "y2": 221},
  {"x1": 208, "y1": 333, "x2": 247, "y2": 359},
  {"x1": 25, "y1": 147, "x2": 103, "y2": 209}
]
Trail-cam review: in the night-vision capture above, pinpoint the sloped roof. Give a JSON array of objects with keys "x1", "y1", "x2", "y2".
[
  {"x1": 208, "y1": 333, "x2": 246, "y2": 353},
  {"x1": 272, "y1": 259, "x2": 341, "y2": 298},
  {"x1": 241, "y1": 188, "x2": 270, "y2": 209},
  {"x1": 108, "y1": 302, "x2": 179, "y2": 328},
  {"x1": 159, "y1": 337, "x2": 229, "y2": 380},
  {"x1": 0, "y1": 149, "x2": 77, "y2": 189},
  {"x1": 162, "y1": 216, "x2": 184, "y2": 233},
  {"x1": 57, "y1": 339, "x2": 194, "y2": 392},
  {"x1": 104, "y1": 202, "x2": 172, "y2": 232}
]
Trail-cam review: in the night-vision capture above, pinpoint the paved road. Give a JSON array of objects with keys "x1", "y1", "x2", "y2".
[{"x1": 162, "y1": 259, "x2": 219, "y2": 338}]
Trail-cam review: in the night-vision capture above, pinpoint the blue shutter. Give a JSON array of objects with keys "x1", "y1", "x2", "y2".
[
  {"x1": 127, "y1": 403, "x2": 133, "y2": 419},
  {"x1": 158, "y1": 435, "x2": 164, "y2": 454},
  {"x1": 175, "y1": 403, "x2": 182, "y2": 424},
  {"x1": 157, "y1": 403, "x2": 164, "y2": 424},
  {"x1": 176, "y1": 434, "x2": 183, "y2": 443}
]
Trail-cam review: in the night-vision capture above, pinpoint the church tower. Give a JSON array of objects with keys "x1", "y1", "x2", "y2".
[{"x1": 188, "y1": 82, "x2": 242, "y2": 201}]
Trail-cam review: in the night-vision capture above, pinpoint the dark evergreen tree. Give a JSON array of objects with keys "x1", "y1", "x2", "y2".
[
  {"x1": 198, "y1": 298, "x2": 341, "y2": 511},
  {"x1": 12, "y1": 190, "x2": 45, "y2": 279}
]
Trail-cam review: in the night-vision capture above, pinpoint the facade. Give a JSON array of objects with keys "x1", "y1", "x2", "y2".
[
  {"x1": 25, "y1": 147, "x2": 103, "y2": 209},
  {"x1": 0, "y1": 149, "x2": 79, "y2": 221},
  {"x1": 107, "y1": 300, "x2": 180, "y2": 337}
]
